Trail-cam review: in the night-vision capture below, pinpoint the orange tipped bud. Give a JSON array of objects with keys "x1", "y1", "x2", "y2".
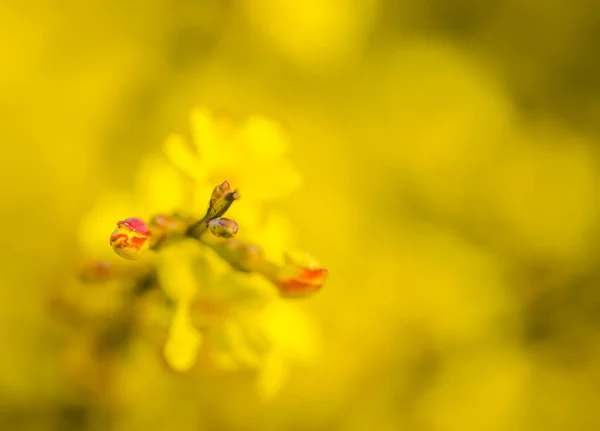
[
  {"x1": 110, "y1": 217, "x2": 151, "y2": 260},
  {"x1": 275, "y1": 250, "x2": 327, "y2": 297},
  {"x1": 207, "y1": 217, "x2": 239, "y2": 239},
  {"x1": 276, "y1": 268, "x2": 328, "y2": 297}
]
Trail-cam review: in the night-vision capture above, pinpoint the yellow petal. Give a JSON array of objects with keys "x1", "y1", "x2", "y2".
[
  {"x1": 220, "y1": 319, "x2": 262, "y2": 368},
  {"x1": 162, "y1": 133, "x2": 201, "y2": 180},
  {"x1": 240, "y1": 210, "x2": 295, "y2": 265},
  {"x1": 238, "y1": 160, "x2": 302, "y2": 201},
  {"x1": 284, "y1": 249, "x2": 320, "y2": 269},
  {"x1": 190, "y1": 107, "x2": 219, "y2": 169},
  {"x1": 157, "y1": 242, "x2": 200, "y2": 303},
  {"x1": 261, "y1": 301, "x2": 319, "y2": 364},
  {"x1": 241, "y1": 115, "x2": 289, "y2": 163},
  {"x1": 257, "y1": 351, "x2": 288, "y2": 399},
  {"x1": 135, "y1": 156, "x2": 185, "y2": 214},
  {"x1": 207, "y1": 271, "x2": 277, "y2": 307},
  {"x1": 163, "y1": 303, "x2": 203, "y2": 372}
]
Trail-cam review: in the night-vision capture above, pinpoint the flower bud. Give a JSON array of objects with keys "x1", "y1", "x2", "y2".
[
  {"x1": 207, "y1": 217, "x2": 239, "y2": 239},
  {"x1": 206, "y1": 180, "x2": 240, "y2": 220},
  {"x1": 210, "y1": 180, "x2": 231, "y2": 207},
  {"x1": 110, "y1": 217, "x2": 151, "y2": 260},
  {"x1": 276, "y1": 250, "x2": 328, "y2": 297}
]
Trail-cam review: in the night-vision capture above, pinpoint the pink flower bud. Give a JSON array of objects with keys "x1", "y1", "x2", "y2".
[{"x1": 110, "y1": 217, "x2": 151, "y2": 260}]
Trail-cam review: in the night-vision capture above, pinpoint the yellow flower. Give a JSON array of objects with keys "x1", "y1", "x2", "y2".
[
  {"x1": 162, "y1": 107, "x2": 300, "y2": 262},
  {"x1": 157, "y1": 242, "x2": 317, "y2": 396},
  {"x1": 240, "y1": 0, "x2": 379, "y2": 72},
  {"x1": 163, "y1": 107, "x2": 302, "y2": 208},
  {"x1": 70, "y1": 107, "x2": 321, "y2": 398}
]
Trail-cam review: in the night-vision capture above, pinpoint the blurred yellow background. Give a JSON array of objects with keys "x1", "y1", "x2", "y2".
[{"x1": 2, "y1": 0, "x2": 600, "y2": 430}]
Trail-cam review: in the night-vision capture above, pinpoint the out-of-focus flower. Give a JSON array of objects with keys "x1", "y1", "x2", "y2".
[
  {"x1": 63, "y1": 107, "x2": 325, "y2": 401},
  {"x1": 110, "y1": 217, "x2": 151, "y2": 260},
  {"x1": 162, "y1": 108, "x2": 302, "y2": 263},
  {"x1": 157, "y1": 243, "x2": 318, "y2": 397},
  {"x1": 163, "y1": 107, "x2": 301, "y2": 208},
  {"x1": 240, "y1": 0, "x2": 380, "y2": 72}
]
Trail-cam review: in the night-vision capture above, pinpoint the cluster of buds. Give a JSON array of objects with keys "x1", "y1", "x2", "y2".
[
  {"x1": 109, "y1": 181, "x2": 241, "y2": 260},
  {"x1": 206, "y1": 181, "x2": 240, "y2": 220},
  {"x1": 202, "y1": 180, "x2": 240, "y2": 239},
  {"x1": 107, "y1": 181, "x2": 327, "y2": 297}
]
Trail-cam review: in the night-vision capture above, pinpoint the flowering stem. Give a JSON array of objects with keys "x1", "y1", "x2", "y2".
[
  {"x1": 200, "y1": 237, "x2": 326, "y2": 297},
  {"x1": 185, "y1": 216, "x2": 210, "y2": 238},
  {"x1": 111, "y1": 180, "x2": 326, "y2": 296}
]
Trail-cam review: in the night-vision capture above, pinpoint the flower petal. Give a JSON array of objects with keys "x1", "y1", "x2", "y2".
[
  {"x1": 257, "y1": 351, "x2": 288, "y2": 399},
  {"x1": 163, "y1": 133, "x2": 201, "y2": 180},
  {"x1": 163, "y1": 304, "x2": 203, "y2": 372}
]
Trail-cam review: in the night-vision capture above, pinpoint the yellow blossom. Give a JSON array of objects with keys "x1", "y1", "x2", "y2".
[
  {"x1": 163, "y1": 107, "x2": 302, "y2": 209},
  {"x1": 156, "y1": 239, "x2": 318, "y2": 396},
  {"x1": 68, "y1": 107, "x2": 322, "y2": 398}
]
